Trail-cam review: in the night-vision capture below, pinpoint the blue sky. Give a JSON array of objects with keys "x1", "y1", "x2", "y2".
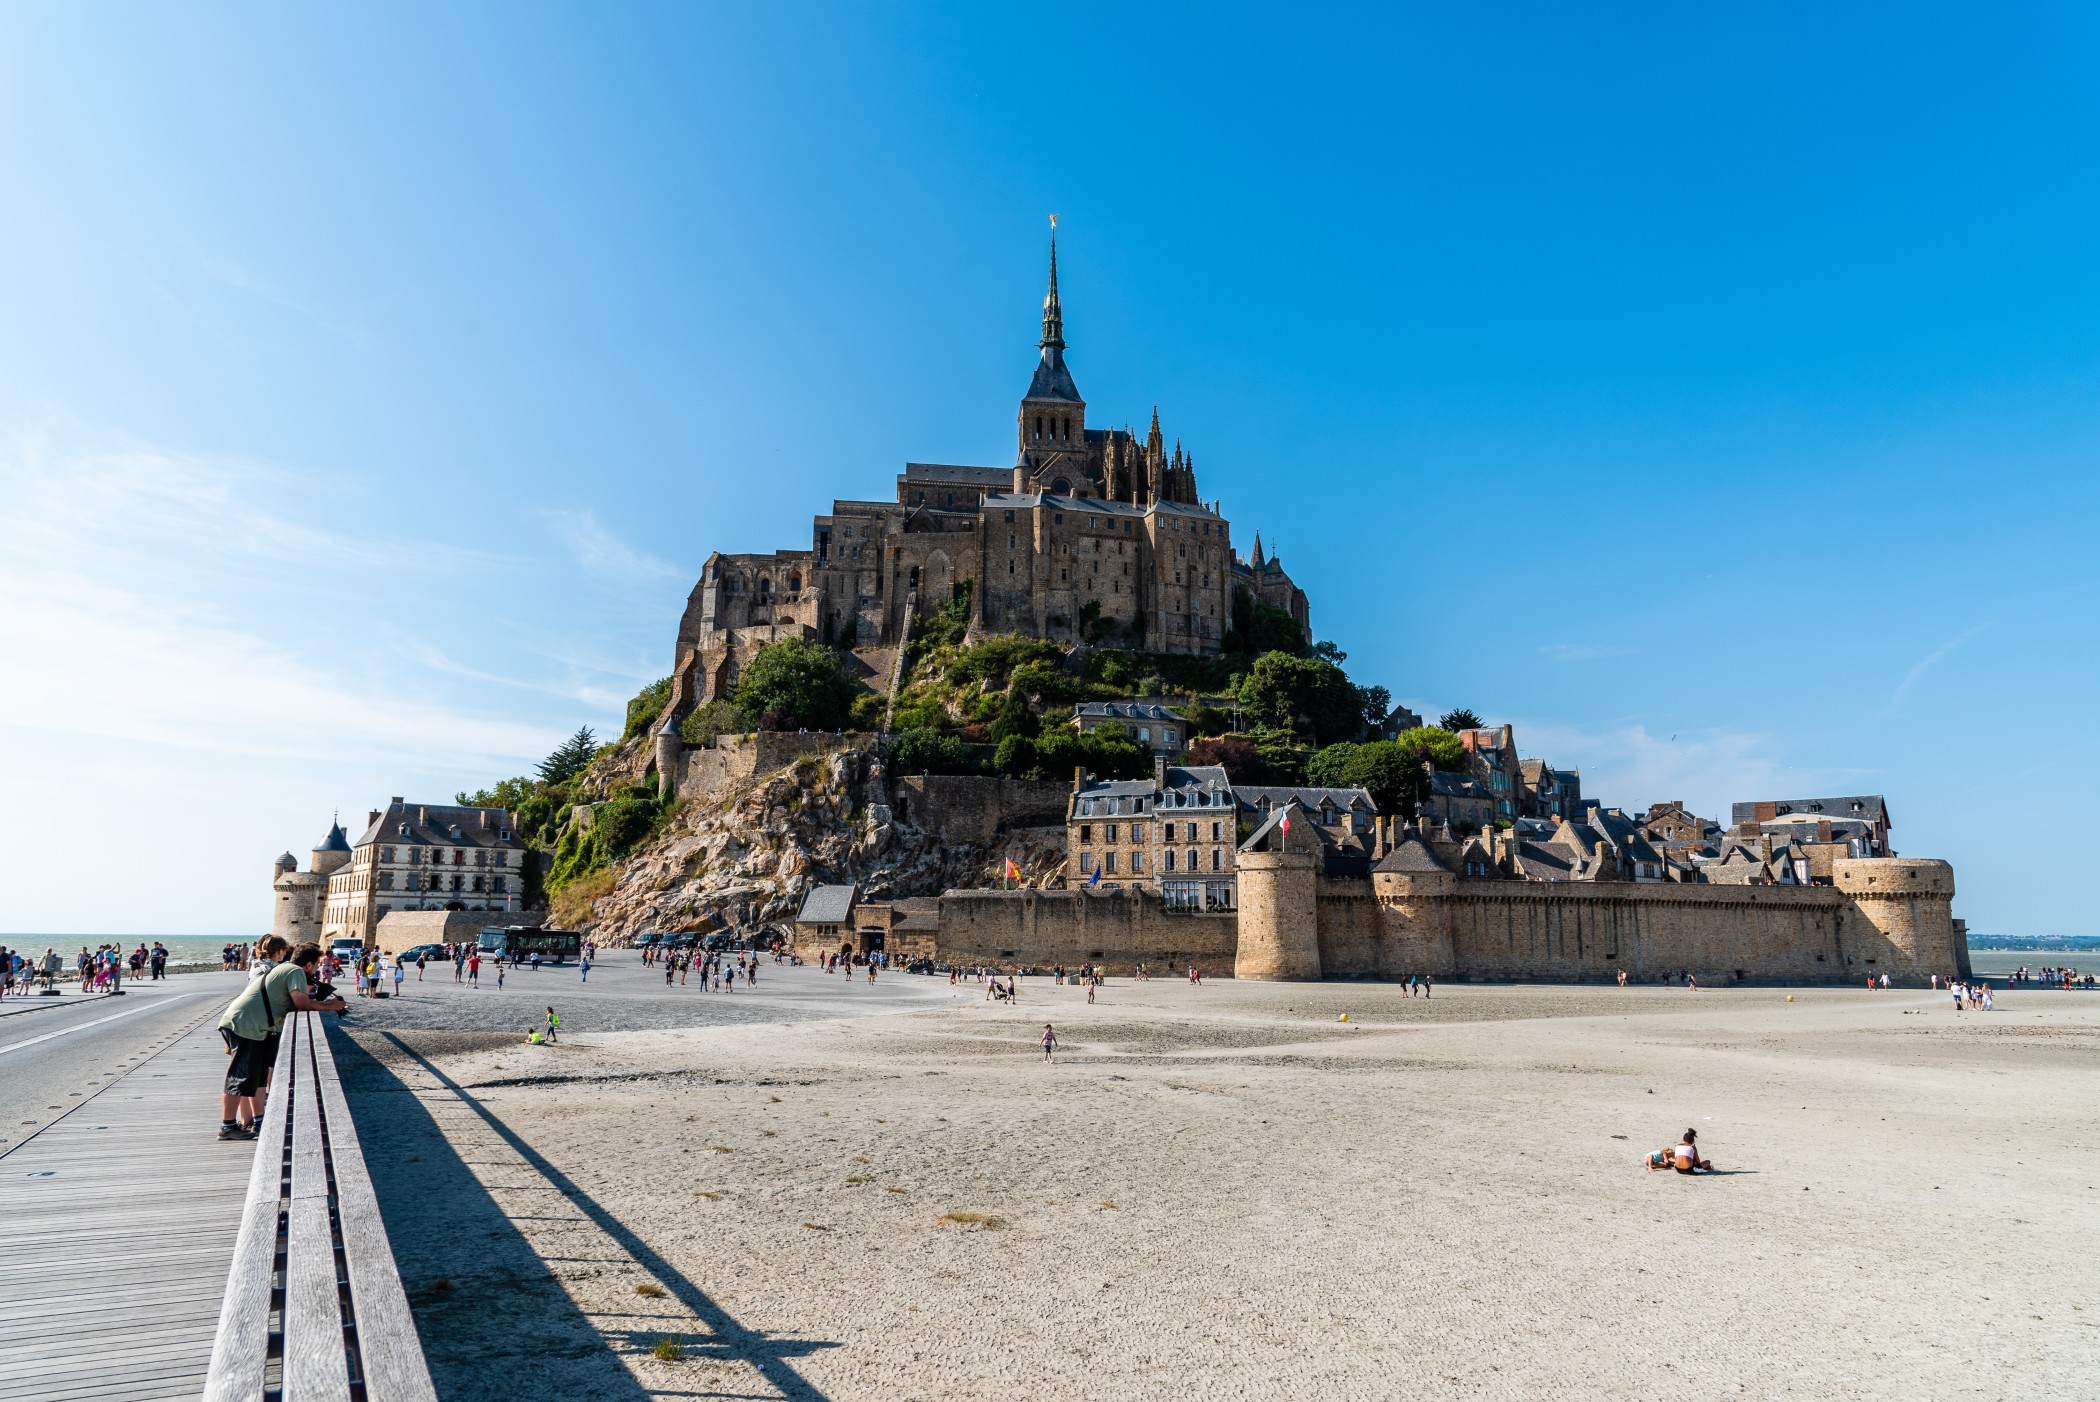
[{"x1": 3, "y1": 4, "x2": 2095, "y2": 935}]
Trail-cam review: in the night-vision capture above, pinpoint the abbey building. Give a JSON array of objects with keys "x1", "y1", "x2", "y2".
[{"x1": 670, "y1": 237, "x2": 1311, "y2": 703}]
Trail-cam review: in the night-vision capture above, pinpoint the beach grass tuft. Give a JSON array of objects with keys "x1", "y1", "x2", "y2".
[
  {"x1": 651, "y1": 1337, "x2": 684, "y2": 1362},
  {"x1": 938, "y1": 1211, "x2": 1005, "y2": 1228},
  {"x1": 634, "y1": 1282, "x2": 666, "y2": 1298},
  {"x1": 692, "y1": 1190, "x2": 725, "y2": 1200}
]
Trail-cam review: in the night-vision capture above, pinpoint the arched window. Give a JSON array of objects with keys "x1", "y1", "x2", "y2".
[{"x1": 786, "y1": 573, "x2": 800, "y2": 591}]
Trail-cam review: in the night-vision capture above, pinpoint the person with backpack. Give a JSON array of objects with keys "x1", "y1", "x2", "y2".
[{"x1": 215, "y1": 944, "x2": 345, "y2": 1140}]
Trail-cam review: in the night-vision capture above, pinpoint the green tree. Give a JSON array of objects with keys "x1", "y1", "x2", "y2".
[
  {"x1": 1304, "y1": 742, "x2": 1360, "y2": 789},
  {"x1": 1396, "y1": 725, "x2": 1467, "y2": 771},
  {"x1": 621, "y1": 676, "x2": 674, "y2": 741},
  {"x1": 889, "y1": 727, "x2": 976, "y2": 776},
  {"x1": 1357, "y1": 684, "x2": 1392, "y2": 730},
  {"x1": 678, "y1": 699, "x2": 752, "y2": 746},
  {"x1": 456, "y1": 776, "x2": 534, "y2": 810},
  {"x1": 989, "y1": 688, "x2": 1041, "y2": 743},
  {"x1": 734, "y1": 638, "x2": 857, "y2": 730},
  {"x1": 537, "y1": 727, "x2": 599, "y2": 786},
  {"x1": 1248, "y1": 605, "x2": 1308, "y2": 657},
  {"x1": 1240, "y1": 653, "x2": 1364, "y2": 746},
  {"x1": 1438, "y1": 708, "x2": 1483, "y2": 733},
  {"x1": 1311, "y1": 640, "x2": 1347, "y2": 666}
]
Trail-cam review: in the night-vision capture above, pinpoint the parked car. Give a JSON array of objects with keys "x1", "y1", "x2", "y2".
[
  {"x1": 328, "y1": 937, "x2": 365, "y2": 963},
  {"x1": 907, "y1": 958, "x2": 935, "y2": 975},
  {"x1": 702, "y1": 933, "x2": 736, "y2": 952},
  {"x1": 397, "y1": 944, "x2": 448, "y2": 965}
]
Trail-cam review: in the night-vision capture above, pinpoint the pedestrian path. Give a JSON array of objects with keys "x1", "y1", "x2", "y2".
[{"x1": 0, "y1": 1012, "x2": 253, "y2": 1402}]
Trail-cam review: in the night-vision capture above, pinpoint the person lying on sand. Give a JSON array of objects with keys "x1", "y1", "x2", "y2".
[{"x1": 1672, "y1": 1129, "x2": 1713, "y2": 1174}]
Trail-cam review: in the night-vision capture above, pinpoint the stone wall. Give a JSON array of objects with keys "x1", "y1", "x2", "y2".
[
  {"x1": 894, "y1": 775, "x2": 1073, "y2": 846},
  {"x1": 934, "y1": 887, "x2": 1237, "y2": 975},
  {"x1": 373, "y1": 910, "x2": 491, "y2": 956},
  {"x1": 921, "y1": 856, "x2": 1965, "y2": 985},
  {"x1": 666, "y1": 731, "x2": 872, "y2": 804}
]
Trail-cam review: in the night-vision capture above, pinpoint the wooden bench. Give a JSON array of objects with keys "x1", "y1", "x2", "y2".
[{"x1": 204, "y1": 1010, "x2": 437, "y2": 1401}]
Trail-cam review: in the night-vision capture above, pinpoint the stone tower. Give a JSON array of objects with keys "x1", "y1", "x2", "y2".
[
  {"x1": 269, "y1": 821, "x2": 346, "y2": 946},
  {"x1": 1834, "y1": 858, "x2": 1966, "y2": 980},
  {"x1": 1369, "y1": 826, "x2": 1458, "y2": 978},
  {"x1": 1233, "y1": 800, "x2": 1323, "y2": 980},
  {"x1": 1014, "y1": 229, "x2": 1088, "y2": 489}
]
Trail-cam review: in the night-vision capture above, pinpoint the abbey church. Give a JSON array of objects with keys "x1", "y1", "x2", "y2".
[{"x1": 670, "y1": 236, "x2": 1311, "y2": 704}]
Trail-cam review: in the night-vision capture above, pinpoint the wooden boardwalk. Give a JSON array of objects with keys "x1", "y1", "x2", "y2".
[{"x1": 0, "y1": 1012, "x2": 255, "y2": 1402}]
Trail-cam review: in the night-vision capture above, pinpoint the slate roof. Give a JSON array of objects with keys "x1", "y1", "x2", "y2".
[
  {"x1": 354, "y1": 801, "x2": 522, "y2": 850},
  {"x1": 1731, "y1": 795, "x2": 1887, "y2": 826},
  {"x1": 797, "y1": 884, "x2": 858, "y2": 925},
  {"x1": 1071, "y1": 765, "x2": 1232, "y2": 818},
  {"x1": 1075, "y1": 701, "x2": 1181, "y2": 722},
  {"x1": 317, "y1": 821, "x2": 352, "y2": 853},
  {"x1": 1374, "y1": 832, "x2": 1451, "y2": 874},
  {"x1": 903, "y1": 463, "x2": 1013, "y2": 485},
  {"x1": 1234, "y1": 785, "x2": 1376, "y2": 815},
  {"x1": 1026, "y1": 346, "x2": 1082, "y2": 403},
  {"x1": 1427, "y1": 772, "x2": 1489, "y2": 799}
]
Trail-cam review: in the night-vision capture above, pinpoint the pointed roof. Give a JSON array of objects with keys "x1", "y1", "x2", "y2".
[
  {"x1": 1252, "y1": 532, "x2": 1264, "y2": 566},
  {"x1": 1025, "y1": 232, "x2": 1082, "y2": 404},
  {"x1": 317, "y1": 820, "x2": 351, "y2": 853}
]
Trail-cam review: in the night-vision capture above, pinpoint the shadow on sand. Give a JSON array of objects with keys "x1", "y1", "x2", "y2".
[{"x1": 330, "y1": 1024, "x2": 838, "y2": 1401}]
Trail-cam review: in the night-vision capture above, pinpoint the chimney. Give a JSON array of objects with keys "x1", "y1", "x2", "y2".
[
  {"x1": 367, "y1": 809, "x2": 380, "y2": 829},
  {"x1": 480, "y1": 810, "x2": 489, "y2": 829},
  {"x1": 419, "y1": 806, "x2": 427, "y2": 824},
  {"x1": 391, "y1": 796, "x2": 403, "y2": 805},
  {"x1": 1072, "y1": 765, "x2": 1085, "y2": 795},
  {"x1": 1154, "y1": 755, "x2": 1168, "y2": 787}
]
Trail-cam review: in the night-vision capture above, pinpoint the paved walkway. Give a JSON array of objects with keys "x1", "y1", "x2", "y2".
[{"x1": 0, "y1": 1011, "x2": 254, "y2": 1402}]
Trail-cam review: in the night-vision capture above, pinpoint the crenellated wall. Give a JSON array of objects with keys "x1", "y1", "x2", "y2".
[{"x1": 921, "y1": 857, "x2": 1965, "y2": 985}]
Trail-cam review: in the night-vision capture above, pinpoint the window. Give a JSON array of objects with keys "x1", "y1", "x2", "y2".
[
  {"x1": 1079, "y1": 824, "x2": 1092, "y2": 844},
  {"x1": 406, "y1": 873, "x2": 419, "y2": 892},
  {"x1": 1165, "y1": 729, "x2": 1176, "y2": 745},
  {"x1": 1212, "y1": 848, "x2": 1223, "y2": 871},
  {"x1": 1080, "y1": 852, "x2": 1094, "y2": 873},
  {"x1": 1187, "y1": 848, "x2": 1198, "y2": 872},
  {"x1": 1164, "y1": 849, "x2": 1176, "y2": 871},
  {"x1": 1138, "y1": 727, "x2": 1150, "y2": 742},
  {"x1": 379, "y1": 872, "x2": 393, "y2": 891},
  {"x1": 1211, "y1": 821, "x2": 1223, "y2": 842},
  {"x1": 490, "y1": 875, "x2": 505, "y2": 893},
  {"x1": 1105, "y1": 823, "x2": 1117, "y2": 843},
  {"x1": 1103, "y1": 852, "x2": 1117, "y2": 874},
  {"x1": 1130, "y1": 822, "x2": 1145, "y2": 842}
]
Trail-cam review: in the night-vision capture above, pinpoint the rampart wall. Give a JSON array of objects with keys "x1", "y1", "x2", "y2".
[
  {"x1": 923, "y1": 859, "x2": 1964, "y2": 985},
  {"x1": 935, "y1": 887, "x2": 1237, "y2": 975}
]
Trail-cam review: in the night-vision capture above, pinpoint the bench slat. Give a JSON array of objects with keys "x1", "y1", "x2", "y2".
[
  {"x1": 313, "y1": 1021, "x2": 439, "y2": 1402},
  {"x1": 203, "y1": 1009, "x2": 299, "y2": 1402},
  {"x1": 283, "y1": 1015, "x2": 350, "y2": 1399}
]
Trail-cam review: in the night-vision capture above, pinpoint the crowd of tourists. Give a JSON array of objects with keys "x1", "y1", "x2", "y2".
[
  {"x1": 0, "y1": 941, "x2": 173, "y2": 995},
  {"x1": 641, "y1": 940, "x2": 762, "y2": 992}
]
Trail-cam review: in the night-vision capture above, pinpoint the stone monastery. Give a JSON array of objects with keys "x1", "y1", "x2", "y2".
[{"x1": 669, "y1": 234, "x2": 1310, "y2": 706}]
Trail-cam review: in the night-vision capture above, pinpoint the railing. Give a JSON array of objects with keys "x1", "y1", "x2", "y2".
[{"x1": 204, "y1": 1010, "x2": 436, "y2": 1402}]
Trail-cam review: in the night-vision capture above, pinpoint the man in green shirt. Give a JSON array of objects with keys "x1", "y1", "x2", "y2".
[{"x1": 215, "y1": 943, "x2": 345, "y2": 1140}]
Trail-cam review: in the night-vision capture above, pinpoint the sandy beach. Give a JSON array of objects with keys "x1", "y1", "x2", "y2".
[{"x1": 335, "y1": 965, "x2": 2098, "y2": 1400}]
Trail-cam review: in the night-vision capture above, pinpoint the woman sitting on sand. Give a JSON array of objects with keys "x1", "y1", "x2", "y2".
[{"x1": 1672, "y1": 1129, "x2": 1713, "y2": 1174}]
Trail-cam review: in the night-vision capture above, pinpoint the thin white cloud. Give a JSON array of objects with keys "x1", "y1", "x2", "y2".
[
  {"x1": 547, "y1": 508, "x2": 690, "y2": 586},
  {"x1": 1493, "y1": 719, "x2": 1871, "y2": 822},
  {"x1": 1892, "y1": 623, "x2": 1991, "y2": 705}
]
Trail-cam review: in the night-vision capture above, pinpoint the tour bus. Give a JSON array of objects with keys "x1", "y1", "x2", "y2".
[{"x1": 477, "y1": 926, "x2": 583, "y2": 964}]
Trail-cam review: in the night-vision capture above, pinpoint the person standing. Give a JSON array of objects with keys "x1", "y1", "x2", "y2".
[
  {"x1": 545, "y1": 1006, "x2": 560, "y2": 1043},
  {"x1": 467, "y1": 952, "x2": 481, "y2": 987},
  {"x1": 215, "y1": 944, "x2": 345, "y2": 1139},
  {"x1": 1040, "y1": 1023, "x2": 1058, "y2": 1063},
  {"x1": 579, "y1": 952, "x2": 591, "y2": 983}
]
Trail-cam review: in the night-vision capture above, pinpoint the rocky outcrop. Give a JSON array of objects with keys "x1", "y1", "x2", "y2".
[{"x1": 572, "y1": 741, "x2": 1065, "y2": 944}]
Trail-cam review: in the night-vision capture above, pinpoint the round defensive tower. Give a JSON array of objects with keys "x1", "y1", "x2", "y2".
[
  {"x1": 1370, "y1": 863, "x2": 1457, "y2": 979},
  {"x1": 1833, "y1": 858, "x2": 1962, "y2": 980},
  {"x1": 1233, "y1": 846, "x2": 1322, "y2": 981}
]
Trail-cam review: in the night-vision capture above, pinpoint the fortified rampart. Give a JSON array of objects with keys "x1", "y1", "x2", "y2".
[
  {"x1": 923, "y1": 856, "x2": 1966, "y2": 984},
  {"x1": 935, "y1": 887, "x2": 1238, "y2": 974}
]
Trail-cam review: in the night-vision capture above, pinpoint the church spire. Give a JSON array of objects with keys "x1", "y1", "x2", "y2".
[
  {"x1": 1253, "y1": 532, "x2": 1265, "y2": 567},
  {"x1": 1040, "y1": 225, "x2": 1064, "y2": 350}
]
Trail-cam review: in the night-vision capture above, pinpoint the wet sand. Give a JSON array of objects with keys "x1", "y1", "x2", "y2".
[{"x1": 338, "y1": 971, "x2": 2099, "y2": 1401}]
